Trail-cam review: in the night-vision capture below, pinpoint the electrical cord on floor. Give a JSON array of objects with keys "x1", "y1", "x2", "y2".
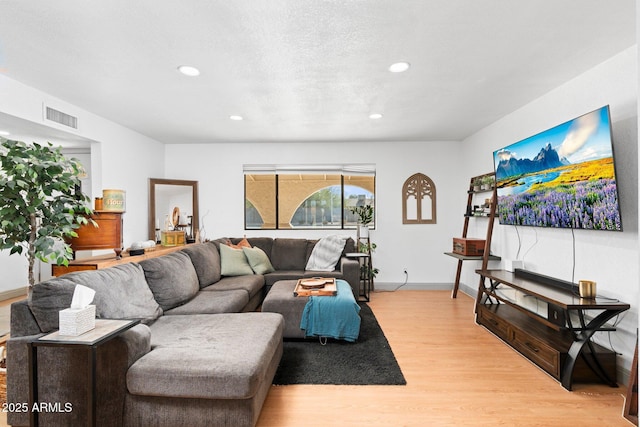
[{"x1": 374, "y1": 271, "x2": 408, "y2": 293}]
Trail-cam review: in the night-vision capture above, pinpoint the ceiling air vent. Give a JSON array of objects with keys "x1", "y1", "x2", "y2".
[{"x1": 44, "y1": 106, "x2": 78, "y2": 129}]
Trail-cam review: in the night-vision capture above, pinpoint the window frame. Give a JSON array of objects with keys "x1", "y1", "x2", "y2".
[{"x1": 244, "y1": 164, "x2": 375, "y2": 231}]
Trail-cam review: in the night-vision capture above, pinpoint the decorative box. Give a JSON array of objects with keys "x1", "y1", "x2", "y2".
[
  {"x1": 452, "y1": 238, "x2": 485, "y2": 256},
  {"x1": 59, "y1": 305, "x2": 96, "y2": 336},
  {"x1": 161, "y1": 230, "x2": 186, "y2": 247}
]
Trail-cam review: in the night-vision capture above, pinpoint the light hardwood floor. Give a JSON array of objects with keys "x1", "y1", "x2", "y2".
[
  {"x1": 257, "y1": 290, "x2": 633, "y2": 427},
  {"x1": 0, "y1": 291, "x2": 633, "y2": 426}
]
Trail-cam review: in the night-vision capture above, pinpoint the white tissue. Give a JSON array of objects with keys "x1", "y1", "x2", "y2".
[{"x1": 70, "y1": 284, "x2": 96, "y2": 309}]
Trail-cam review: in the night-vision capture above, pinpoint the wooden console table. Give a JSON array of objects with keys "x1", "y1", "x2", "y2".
[
  {"x1": 475, "y1": 269, "x2": 630, "y2": 390},
  {"x1": 52, "y1": 244, "x2": 192, "y2": 276}
]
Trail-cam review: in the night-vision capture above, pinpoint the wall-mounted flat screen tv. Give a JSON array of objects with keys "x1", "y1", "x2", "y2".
[{"x1": 493, "y1": 105, "x2": 622, "y2": 231}]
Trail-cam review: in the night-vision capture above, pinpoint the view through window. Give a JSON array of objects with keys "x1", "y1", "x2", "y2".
[{"x1": 244, "y1": 165, "x2": 375, "y2": 230}]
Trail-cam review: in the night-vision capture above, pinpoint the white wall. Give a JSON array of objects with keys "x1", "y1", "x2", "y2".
[
  {"x1": 0, "y1": 74, "x2": 165, "y2": 293},
  {"x1": 459, "y1": 46, "x2": 638, "y2": 375},
  {"x1": 165, "y1": 140, "x2": 465, "y2": 288}
]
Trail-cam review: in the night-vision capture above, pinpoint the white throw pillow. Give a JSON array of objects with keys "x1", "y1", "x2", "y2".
[{"x1": 305, "y1": 235, "x2": 349, "y2": 271}]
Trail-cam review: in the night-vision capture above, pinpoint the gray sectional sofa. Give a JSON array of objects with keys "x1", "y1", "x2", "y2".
[{"x1": 7, "y1": 236, "x2": 358, "y2": 426}]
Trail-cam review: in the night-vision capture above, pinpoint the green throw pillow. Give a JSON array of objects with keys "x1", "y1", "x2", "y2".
[
  {"x1": 220, "y1": 244, "x2": 254, "y2": 276},
  {"x1": 242, "y1": 246, "x2": 275, "y2": 275}
]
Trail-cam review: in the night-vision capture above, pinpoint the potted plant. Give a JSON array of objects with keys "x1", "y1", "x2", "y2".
[
  {"x1": 472, "y1": 177, "x2": 482, "y2": 192},
  {"x1": 349, "y1": 204, "x2": 373, "y2": 238},
  {"x1": 480, "y1": 176, "x2": 490, "y2": 190},
  {"x1": 0, "y1": 139, "x2": 94, "y2": 295}
]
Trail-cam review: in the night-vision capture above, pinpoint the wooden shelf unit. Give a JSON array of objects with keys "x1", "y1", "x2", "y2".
[
  {"x1": 475, "y1": 268, "x2": 630, "y2": 390},
  {"x1": 447, "y1": 173, "x2": 498, "y2": 298}
]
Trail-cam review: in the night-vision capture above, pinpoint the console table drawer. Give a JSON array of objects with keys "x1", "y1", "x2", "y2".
[
  {"x1": 477, "y1": 306, "x2": 511, "y2": 341},
  {"x1": 511, "y1": 328, "x2": 560, "y2": 378}
]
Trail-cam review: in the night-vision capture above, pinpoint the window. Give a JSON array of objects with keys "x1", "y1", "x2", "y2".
[{"x1": 244, "y1": 164, "x2": 375, "y2": 230}]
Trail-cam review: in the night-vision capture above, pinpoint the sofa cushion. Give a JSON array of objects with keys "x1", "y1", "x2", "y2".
[
  {"x1": 219, "y1": 244, "x2": 254, "y2": 276},
  {"x1": 139, "y1": 251, "x2": 199, "y2": 311},
  {"x1": 305, "y1": 235, "x2": 349, "y2": 271},
  {"x1": 181, "y1": 242, "x2": 221, "y2": 288},
  {"x1": 163, "y1": 290, "x2": 249, "y2": 315},
  {"x1": 242, "y1": 246, "x2": 275, "y2": 274},
  {"x1": 263, "y1": 271, "x2": 306, "y2": 288},
  {"x1": 129, "y1": 313, "x2": 284, "y2": 399},
  {"x1": 245, "y1": 237, "x2": 273, "y2": 258},
  {"x1": 343, "y1": 237, "x2": 356, "y2": 255},
  {"x1": 270, "y1": 238, "x2": 308, "y2": 270},
  {"x1": 202, "y1": 275, "x2": 265, "y2": 299},
  {"x1": 29, "y1": 263, "x2": 162, "y2": 332}
]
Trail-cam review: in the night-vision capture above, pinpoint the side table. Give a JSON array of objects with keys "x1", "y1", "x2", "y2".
[
  {"x1": 346, "y1": 252, "x2": 372, "y2": 302},
  {"x1": 29, "y1": 319, "x2": 140, "y2": 426}
]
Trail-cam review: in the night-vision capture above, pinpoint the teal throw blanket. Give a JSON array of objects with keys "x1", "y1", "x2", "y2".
[{"x1": 300, "y1": 280, "x2": 361, "y2": 342}]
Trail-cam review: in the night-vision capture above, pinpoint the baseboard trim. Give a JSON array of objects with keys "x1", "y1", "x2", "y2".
[
  {"x1": 373, "y1": 282, "x2": 453, "y2": 291},
  {"x1": 0, "y1": 287, "x2": 27, "y2": 302}
]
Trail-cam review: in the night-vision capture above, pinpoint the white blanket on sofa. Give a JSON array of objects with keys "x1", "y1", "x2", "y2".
[{"x1": 305, "y1": 235, "x2": 348, "y2": 271}]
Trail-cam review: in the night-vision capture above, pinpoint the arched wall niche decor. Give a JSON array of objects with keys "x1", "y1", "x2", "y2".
[{"x1": 402, "y1": 173, "x2": 436, "y2": 224}]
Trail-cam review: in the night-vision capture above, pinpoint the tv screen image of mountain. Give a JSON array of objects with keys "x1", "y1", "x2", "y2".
[{"x1": 493, "y1": 105, "x2": 622, "y2": 231}]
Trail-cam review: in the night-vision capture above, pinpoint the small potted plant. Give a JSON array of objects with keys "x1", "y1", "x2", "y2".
[
  {"x1": 349, "y1": 204, "x2": 373, "y2": 238},
  {"x1": 472, "y1": 177, "x2": 482, "y2": 192},
  {"x1": 481, "y1": 175, "x2": 493, "y2": 190}
]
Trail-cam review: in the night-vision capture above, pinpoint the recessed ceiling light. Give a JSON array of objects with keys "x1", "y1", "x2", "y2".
[
  {"x1": 369, "y1": 113, "x2": 383, "y2": 120},
  {"x1": 389, "y1": 62, "x2": 410, "y2": 73},
  {"x1": 0, "y1": 130, "x2": 10, "y2": 136},
  {"x1": 229, "y1": 115, "x2": 244, "y2": 121},
  {"x1": 177, "y1": 65, "x2": 200, "y2": 77}
]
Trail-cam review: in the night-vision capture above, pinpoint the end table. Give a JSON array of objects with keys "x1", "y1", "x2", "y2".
[
  {"x1": 29, "y1": 318, "x2": 140, "y2": 426},
  {"x1": 346, "y1": 252, "x2": 372, "y2": 302}
]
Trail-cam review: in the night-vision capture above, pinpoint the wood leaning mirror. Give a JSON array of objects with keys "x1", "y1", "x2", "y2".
[{"x1": 148, "y1": 178, "x2": 199, "y2": 242}]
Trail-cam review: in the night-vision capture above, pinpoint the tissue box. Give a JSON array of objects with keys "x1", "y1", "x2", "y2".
[{"x1": 59, "y1": 305, "x2": 96, "y2": 336}]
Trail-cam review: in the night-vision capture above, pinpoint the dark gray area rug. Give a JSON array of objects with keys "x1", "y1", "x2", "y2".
[{"x1": 272, "y1": 303, "x2": 407, "y2": 385}]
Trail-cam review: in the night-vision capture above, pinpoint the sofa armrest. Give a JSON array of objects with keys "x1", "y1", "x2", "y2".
[
  {"x1": 338, "y1": 256, "x2": 360, "y2": 297},
  {"x1": 120, "y1": 323, "x2": 152, "y2": 367},
  {"x1": 10, "y1": 299, "x2": 41, "y2": 338}
]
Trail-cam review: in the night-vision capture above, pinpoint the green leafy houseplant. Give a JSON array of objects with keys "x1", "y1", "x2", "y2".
[
  {"x1": 0, "y1": 139, "x2": 93, "y2": 293},
  {"x1": 349, "y1": 204, "x2": 379, "y2": 278},
  {"x1": 349, "y1": 204, "x2": 374, "y2": 225}
]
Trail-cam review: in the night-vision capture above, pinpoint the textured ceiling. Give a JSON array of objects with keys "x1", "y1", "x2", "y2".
[{"x1": 0, "y1": 1, "x2": 635, "y2": 144}]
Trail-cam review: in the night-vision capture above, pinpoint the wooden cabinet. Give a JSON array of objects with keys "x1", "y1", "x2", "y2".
[
  {"x1": 69, "y1": 211, "x2": 123, "y2": 257},
  {"x1": 476, "y1": 269, "x2": 629, "y2": 390}
]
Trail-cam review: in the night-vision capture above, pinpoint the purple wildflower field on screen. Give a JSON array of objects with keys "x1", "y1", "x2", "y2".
[{"x1": 497, "y1": 179, "x2": 621, "y2": 230}]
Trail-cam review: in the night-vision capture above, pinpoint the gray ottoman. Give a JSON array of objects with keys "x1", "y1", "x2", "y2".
[{"x1": 262, "y1": 280, "x2": 308, "y2": 339}]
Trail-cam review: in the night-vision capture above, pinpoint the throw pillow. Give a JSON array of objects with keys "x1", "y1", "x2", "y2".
[
  {"x1": 305, "y1": 235, "x2": 349, "y2": 271},
  {"x1": 220, "y1": 243, "x2": 255, "y2": 276},
  {"x1": 226, "y1": 237, "x2": 251, "y2": 249},
  {"x1": 242, "y1": 246, "x2": 275, "y2": 275}
]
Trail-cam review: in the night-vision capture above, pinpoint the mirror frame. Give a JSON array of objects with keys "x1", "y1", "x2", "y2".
[{"x1": 148, "y1": 178, "x2": 199, "y2": 241}]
